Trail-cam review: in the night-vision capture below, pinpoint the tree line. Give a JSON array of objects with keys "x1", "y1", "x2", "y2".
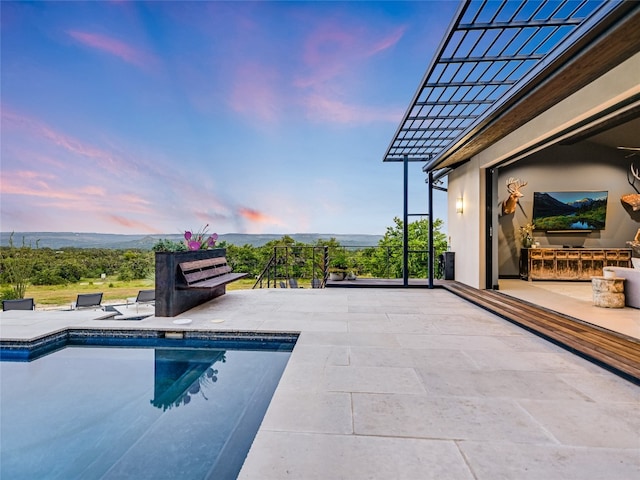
[{"x1": 0, "y1": 218, "x2": 447, "y2": 300}]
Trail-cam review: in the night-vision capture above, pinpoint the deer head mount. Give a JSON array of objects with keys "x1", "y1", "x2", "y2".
[
  {"x1": 621, "y1": 163, "x2": 640, "y2": 211},
  {"x1": 502, "y1": 177, "x2": 527, "y2": 215}
]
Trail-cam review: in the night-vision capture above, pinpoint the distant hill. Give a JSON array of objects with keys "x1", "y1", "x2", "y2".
[{"x1": 0, "y1": 232, "x2": 383, "y2": 250}]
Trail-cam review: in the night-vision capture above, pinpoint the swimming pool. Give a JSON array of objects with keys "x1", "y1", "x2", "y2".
[{"x1": 0, "y1": 331, "x2": 295, "y2": 479}]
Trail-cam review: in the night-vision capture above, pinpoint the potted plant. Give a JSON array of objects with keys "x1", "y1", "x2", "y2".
[
  {"x1": 328, "y1": 250, "x2": 348, "y2": 281},
  {"x1": 518, "y1": 222, "x2": 535, "y2": 249},
  {"x1": 345, "y1": 256, "x2": 358, "y2": 280},
  {"x1": 152, "y1": 225, "x2": 219, "y2": 252}
]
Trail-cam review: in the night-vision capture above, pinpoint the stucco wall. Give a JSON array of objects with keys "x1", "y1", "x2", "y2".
[
  {"x1": 497, "y1": 143, "x2": 639, "y2": 276},
  {"x1": 448, "y1": 158, "x2": 485, "y2": 288},
  {"x1": 445, "y1": 53, "x2": 640, "y2": 288}
]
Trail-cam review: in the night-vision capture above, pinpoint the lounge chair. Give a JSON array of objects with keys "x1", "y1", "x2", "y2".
[
  {"x1": 2, "y1": 298, "x2": 35, "y2": 311},
  {"x1": 127, "y1": 289, "x2": 155, "y2": 312},
  {"x1": 279, "y1": 281, "x2": 287, "y2": 288},
  {"x1": 289, "y1": 279, "x2": 303, "y2": 288},
  {"x1": 73, "y1": 293, "x2": 103, "y2": 310},
  {"x1": 311, "y1": 278, "x2": 322, "y2": 288}
]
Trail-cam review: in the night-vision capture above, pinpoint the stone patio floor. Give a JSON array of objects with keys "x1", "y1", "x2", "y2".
[{"x1": 1, "y1": 287, "x2": 639, "y2": 479}]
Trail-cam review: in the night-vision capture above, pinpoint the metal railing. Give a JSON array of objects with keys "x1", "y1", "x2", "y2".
[
  {"x1": 252, "y1": 245, "x2": 444, "y2": 288},
  {"x1": 331, "y1": 245, "x2": 441, "y2": 280},
  {"x1": 253, "y1": 246, "x2": 328, "y2": 289}
]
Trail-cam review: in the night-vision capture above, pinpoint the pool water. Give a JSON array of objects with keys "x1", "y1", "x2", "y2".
[{"x1": 0, "y1": 344, "x2": 291, "y2": 479}]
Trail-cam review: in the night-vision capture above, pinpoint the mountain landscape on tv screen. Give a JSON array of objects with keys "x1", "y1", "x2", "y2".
[{"x1": 532, "y1": 191, "x2": 608, "y2": 230}]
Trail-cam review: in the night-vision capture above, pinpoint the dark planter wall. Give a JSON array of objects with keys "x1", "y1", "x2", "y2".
[{"x1": 155, "y1": 248, "x2": 226, "y2": 317}]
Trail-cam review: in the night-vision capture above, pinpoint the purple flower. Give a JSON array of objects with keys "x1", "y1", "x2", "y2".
[{"x1": 182, "y1": 225, "x2": 218, "y2": 250}]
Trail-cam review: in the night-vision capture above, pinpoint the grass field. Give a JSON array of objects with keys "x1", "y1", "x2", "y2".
[
  {"x1": 13, "y1": 275, "x2": 327, "y2": 309},
  {"x1": 22, "y1": 277, "x2": 260, "y2": 308}
]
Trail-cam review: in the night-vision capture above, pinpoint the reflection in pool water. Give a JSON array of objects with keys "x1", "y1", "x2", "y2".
[{"x1": 151, "y1": 349, "x2": 227, "y2": 411}]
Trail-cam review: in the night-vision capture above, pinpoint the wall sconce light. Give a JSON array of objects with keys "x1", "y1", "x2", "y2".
[{"x1": 456, "y1": 197, "x2": 464, "y2": 214}]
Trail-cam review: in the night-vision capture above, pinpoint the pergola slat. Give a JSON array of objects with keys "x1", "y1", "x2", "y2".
[{"x1": 382, "y1": 0, "x2": 622, "y2": 165}]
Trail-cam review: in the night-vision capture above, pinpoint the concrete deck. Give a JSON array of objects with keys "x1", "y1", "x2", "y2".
[
  {"x1": 1, "y1": 288, "x2": 639, "y2": 479},
  {"x1": 499, "y1": 279, "x2": 640, "y2": 340}
]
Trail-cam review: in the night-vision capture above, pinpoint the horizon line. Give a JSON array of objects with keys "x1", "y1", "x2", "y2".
[{"x1": 0, "y1": 231, "x2": 384, "y2": 236}]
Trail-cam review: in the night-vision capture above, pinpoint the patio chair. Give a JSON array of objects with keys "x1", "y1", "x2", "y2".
[
  {"x1": 279, "y1": 281, "x2": 287, "y2": 288},
  {"x1": 288, "y1": 279, "x2": 303, "y2": 288},
  {"x1": 311, "y1": 278, "x2": 322, "y2": 289},
  {"x1": 2, "y1": 298, "x2": 35, "y2": 311},
  {"x1": 127, "y1": 289, "x2": 155, "y2": 312},
  {"x1": 73, "y1": 293, "x2": 103, "y2": 310}
]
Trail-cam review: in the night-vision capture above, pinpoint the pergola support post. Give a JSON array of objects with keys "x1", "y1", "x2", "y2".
[
  {"x1": 403, "y1": 155, "x2": 409, "y2": 287},
  {"x1": 428, "y1": 170, "x2": 434, "y2": 289}
]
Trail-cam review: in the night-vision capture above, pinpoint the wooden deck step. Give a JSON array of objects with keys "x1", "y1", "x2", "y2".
[{"x1": 441, "y1": 281, "x2": 640, "y2": 383}]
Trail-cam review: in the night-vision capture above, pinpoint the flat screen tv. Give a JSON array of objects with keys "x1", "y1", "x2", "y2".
[{"x1": 532, "y1": 191, "x2": 608, "y2": 231}]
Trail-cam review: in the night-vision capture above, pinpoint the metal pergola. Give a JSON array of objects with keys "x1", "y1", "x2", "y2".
[{"x1": 382, "y1": 0, "x2": 628, "y2": 287}]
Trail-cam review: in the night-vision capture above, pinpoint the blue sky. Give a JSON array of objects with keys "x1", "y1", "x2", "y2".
[{"x1": 1, "y1": 1, "x2": 456, "y2": 235}]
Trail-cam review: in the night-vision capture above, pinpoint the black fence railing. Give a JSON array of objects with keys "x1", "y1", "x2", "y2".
[
  {"x1": 252, "y1": 245, "x2": 446, "y2": 288},
  {"x1": 253, "y1": 246, "x2": 328, "y2": 289},
  {"x1": 329, "y1": 245, "x2": 445, "y2": 280}
]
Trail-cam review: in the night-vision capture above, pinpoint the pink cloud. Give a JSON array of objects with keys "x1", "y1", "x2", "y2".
[
  {"x1": 2, "y1": 167, "x2": 158, "y2": 231},
  {"x1": 1, "y1": 110, "x2": 173, "y2": 232},
  {"x1": 1, "y1": 110, "x2": 292, "y2": 234},
  {"x1": 1, "y1": 112, "x2": 249, "y2": 234},
  {"x1": 193, "y1": 211, "x2": 229, "y2": 226},
  {"x1": 1, "y1": 171, "x2": 78, "y2": 200},
  {"x1": 67, "y1": 30, "x2": 157, "y2": 70},
  {"x1": 290, "y1": 21, "x2": 406, "y2": 125},
  {"x1": 116, "y1": 193, "x2": 152, "y2": 206},
  {"x1": 103, "y1": 214, "x2": 163, "y2": 233},
  {"x1": 369, "y1": 27, "x2": 406, "y2": 56},
  {"x1": 9, "y1": 170, "x2": 56, "y2": 182},
  {"x1": 1, "y1": 109, "x2": 127, "y2": 175},
  {"x1": 229, "y1": 62, "x2": 281, "y2": 122},
  {"x1": 79, "y1": 186, "x2": 108, "y2": 197},
  {"x1": 296, "y1": 24, "x2": 406, "y2": 89},
  {"x1": 302, "y1": 93, "x2": 404, "y2": 124},
  {"x1": 41, "y1": 127, "x2": 117, "y2": 168},
  {"x1": 238, "y1": 206, "x2": 284, "y2": 226}
]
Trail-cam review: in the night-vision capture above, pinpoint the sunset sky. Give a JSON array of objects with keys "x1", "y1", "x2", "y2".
[{"x1": 1, "y1": 1, "x2": 456, "y2": 235}]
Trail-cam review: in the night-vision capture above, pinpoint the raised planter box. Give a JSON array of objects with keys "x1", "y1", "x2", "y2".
[
  {"x1": 155, "y1": 249, "x2": 227, "y2": 317},
  {"x1": 329, "y1": 272, "x2": 345, "y2": 281}
]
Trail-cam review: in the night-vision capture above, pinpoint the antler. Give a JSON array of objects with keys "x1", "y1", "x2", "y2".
[
  {"x1": 506, "y1": 177, "x2": 527, "y2": 194},
  {"x1": 632, "y1": 164, "x2": 640, "y2": 182}
]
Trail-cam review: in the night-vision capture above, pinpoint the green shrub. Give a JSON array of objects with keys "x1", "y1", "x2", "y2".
[
  {"x1": 0, "y1": 249, "x2": 33, "y2": 298},
  {"x1": 0, "y1": 286, "x2": 21, "y2": 301},
  {"x1": 152, "y1": 239, "x2": 187, "y2": 252},
  {"x1": 31, "y1": 269, "x2": 67, "y2": 286}
]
